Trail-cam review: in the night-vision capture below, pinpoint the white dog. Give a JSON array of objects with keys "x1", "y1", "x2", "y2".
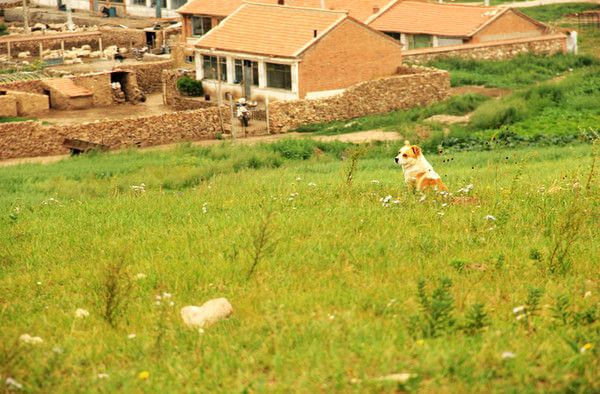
[{"x1": 395, "y1": 142, "x2": 447, "y2": 192}]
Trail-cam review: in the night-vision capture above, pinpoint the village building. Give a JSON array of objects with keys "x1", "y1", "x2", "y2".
[
  {"x1": 366, "y1": 0, "x2": 550, "y2": 49},
  {"x1": 192, "y1": 3, "x2": 403, "y2": 101},
  {"x1": 178, "y1": 0, "x2": 392, "y2": 43}
]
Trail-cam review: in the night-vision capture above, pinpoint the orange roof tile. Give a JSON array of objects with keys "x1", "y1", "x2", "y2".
[
  {"x1": 178, "y1": 0, "x2": 391, "y2": 22},
  {"x1": 195, "y1": 3, "x2": 347, "y2": 57},
  {"x1": 43, "y1": 79, "x2": 93, "y2": 98},
  {"x1": 368, "y1": 0, "x2": 509, "y2": 37}
]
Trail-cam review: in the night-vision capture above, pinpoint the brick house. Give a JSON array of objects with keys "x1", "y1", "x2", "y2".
[
  {"x1": 193, "y1": 3, "x2": 403, "y2": 101},
  {"x1": 367, "y1": 0, "x2": 549, "y2": 49}
]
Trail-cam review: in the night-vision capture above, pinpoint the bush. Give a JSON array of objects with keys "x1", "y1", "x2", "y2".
[
  {"x1": 0, "y1": 23, "x2": 7, "y2": 36},
  {"x1": 176, "y1": 75, "x2": 203, "y2": 97},
  {"x1": 470, "y1": 98, "x2": 529, "y2": 130}
]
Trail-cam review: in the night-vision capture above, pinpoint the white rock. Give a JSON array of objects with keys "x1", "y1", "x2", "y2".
[
  {"x1": 375, "y1": 373, "x2": 413, "y2": 383},
  {"x1": 180, "y1": 298, "x2": 233, "y2": 329},
  {"x1": 19, "y1": 334, "x2": 44, "y2": 345}
]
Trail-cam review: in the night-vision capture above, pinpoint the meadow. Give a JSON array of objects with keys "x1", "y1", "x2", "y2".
[{"x1": 0, "y1": 139, "x2": 598, "y2": 392}]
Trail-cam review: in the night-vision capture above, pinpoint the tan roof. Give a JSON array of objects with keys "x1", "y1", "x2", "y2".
[
  {"x1": 178, "y1": 0, "x2": 391, "y2": 22},
  {"x1": 43, "y1": 79, "x2": 93, "y2": 98},
  {"x1": 368, "y1": 0, "x2": 510, "y2": 37},
  {"x1": 195, "y1": 3, "x2": 347, "y2": 57}
]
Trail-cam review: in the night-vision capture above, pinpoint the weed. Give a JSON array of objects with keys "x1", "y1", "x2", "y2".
[
  {"x1": 99, "y1": 260, "x2": 132, "y2": 328},
  {"x1": 413, "y1": 278, "x2": 456, "y2": 338},
  {"x1": 462, "y1": 303, "x2": 490, "y2": 336},
  {"x1": 343, "y1": 146, "x2": 366, "y2": 185},
  {"x1": 551, "y1": 294, "x2": 572, "y2": 326},
  {"x1": 246, "y1": 207, "x2": 276, "y2": 280}
]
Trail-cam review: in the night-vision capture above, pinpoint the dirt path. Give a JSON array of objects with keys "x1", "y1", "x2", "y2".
[
  {"x1": 449, "y1": 86, "x2": 512, "y2": 98},
  {"x1": 39, "y1": 93, "x2": 173, "y2": 125}
]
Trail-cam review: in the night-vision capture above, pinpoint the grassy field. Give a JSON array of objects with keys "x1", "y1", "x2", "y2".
[{"x1": 0, "y1": 140, "x2": 598, "y2": 392}]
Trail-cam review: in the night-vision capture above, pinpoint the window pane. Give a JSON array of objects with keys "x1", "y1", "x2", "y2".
[
  {"x1": 219, "y1": 57, "x2": 227, "y2": 82},
  {"x1": 171, "y1": 0, "x2": 187, "y2": 9},
  {"x1": 251, "y1": 62, "x2": 259, "y2": 86},
  {"x1": 384, "y1": 31, "x2": 401, "y2": 41},
  {"x1": 266, "y1": 63, "x2": 291, "y2": 90},
  {"x1": 202, "y1": 55, "x2": 217, "y2": 80},
  {"x1": 133, "y1": 0, "x2": 145, "y2": 5},
  {"x1": 234, "y1": 60, "x2": 243, "y2": 84},
  {"x1": 193, "y1": 16, "x2": 212, "y2": 36}
]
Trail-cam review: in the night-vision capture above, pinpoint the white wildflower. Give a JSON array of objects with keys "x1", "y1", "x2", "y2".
[
  {"x1": 5, "y1": 377, "x2": 23, "y2": 390},
  {"x1": 501, "y1": 351, "x2": 516, "y2": 360},
  {"x1": 457, "y1": 184, "x2": 474, "y2": 194},
  {"x1": 202, "y1": 202, "x2": 208, "y2": 214},
  {"x1": 580, "y1": 343, "x2": 593, "y2": 353},
  {"x1": 584, "y1": 291, "x2": 592, "y2": 298},
  {"x1": 36, "y1": 281, "x2": 42, "y2": 286},
  {"x1": 441, "y1": 203, "x2": 448, "y2": 207},
  {"x1": 52, "y1": 346, "x2": 63, "y2": 354},
  {"x1": 296, "y1": 177, "x2": 302, "y2": 181},
  {"x1": 162, "y1": 292, "x2": 172, "y2": 299},
  {"x1": 128, "y1": 333, "x2": 137, "y2": 339},
  {"x1": 516, "y1": 314, "x2": 525, "y2": 321},
  {"x1": 328, "y1": 314, "x2": 335, "y2": 321},
  {"x1": 484, "y1": 215, "x2": 497, "y2": 221},
  {"x1": 135, "y1": 273, "x2": 146, "y2": 280},
  {"x1": 130, "y1": 183, "x2": 146, "y2": 193},
  {"x1": 371, "y1": 180, "x2": 380, "y2": 184},
  {"x1": 97, "y1": 373, "x2": 109, "y2": 379},
  {"x1": 308, "y1": 182, "x2": 316, "y2": 187},
  {"x1": 438, "y1": 212, "x2": 444, "y2": 217},
  {"x1": 155, "y1": 295, "x2": 162, "y2": 301},
  {"x1": 155, "y1": 301, "x2": 161, "y2": 306},
  {"x1": 419, "y1": 194, "x2": 427, "y2": 203},
  {"x1": 19, "y1": 334, "x2": 43, "y2": 345},
  {"x1": 75, "y1": 308, "x2": 90, "y2": 318},
  {"x1": 513, "y1": 306, "x2": 525, "y2": 314},
  {"x1": 375, "y1": 373, "x2": 413, "y2": 383}
]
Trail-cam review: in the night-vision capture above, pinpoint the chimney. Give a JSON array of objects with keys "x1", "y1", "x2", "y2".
[
  {"x1": 320, "y1": 0, "x2": 325, "y2": 9},
  {"x1": 314, "y1": 30, "x2": 318, "y2": 38}
]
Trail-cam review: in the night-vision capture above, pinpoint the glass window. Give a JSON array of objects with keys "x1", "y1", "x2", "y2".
[
  {"x1": 266, "y1": 63, "x2": 291, "y2": 90},
  {"x1": 171, "y1": 0, "x2": 187, "y2": 9},
  {"x1": 132, "y1": 0, "x2": 146, "y2": 5},
  {"x1": 407, "y1": 34, "x2": 432, "y2": 49},
  {"x1": 150, "y1": 0, "x2": 166, "y2": 7},
  {"x1": 234, "y1": 59, "x2": 243, "y2": 84},
  {"x1": 192, "y1": 16, "x2": 212, "y2": 37},
  {"x1": 235, "y1": 60, "x2": 259, "y2": 86},
  {"x1": 202, "y1": 55, "x2": 226, "y2": 81}
]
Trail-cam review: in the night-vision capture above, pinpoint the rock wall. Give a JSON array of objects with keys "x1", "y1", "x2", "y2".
[
  {"x1": 0, "y1": 106, "x2": 231, "y2": 160},
  {"x1": 403, "y1": 34, "x2": 567, "y2": 64},
  {"x1": 0, "y1": 95, "x2": 18, "y2": 117},
  {"x1": 0, "y1": 79, "x2": 45, "y2": 94},
  {"x1": 99, "y1": 27, "x2": 146, "y2": 49},
  {"x1": 3, "y1": 90, "x2": 49, "y2": 115},
  {"x1": 162, "y1": 68, "x2": 215, "y2": 111},
  {"x1": 268, "y1": 66, "x2": 450, "y2": 132},
  {"x1": 117, "y1": 60, "x2": 173, "y2": 94},
  {"x1": 0, "y1": 32, "x2": 102, "y2": 57},
  {"x1": 71, "y1": 72, "x2": 114, "y2": 107}
]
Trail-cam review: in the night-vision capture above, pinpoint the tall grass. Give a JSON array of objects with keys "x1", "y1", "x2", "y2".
[{"x1": 0, "y1": 142, "x2": 597, "y2": 392}]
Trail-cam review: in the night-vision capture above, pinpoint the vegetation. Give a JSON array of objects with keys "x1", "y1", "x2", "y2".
[
  {"x1": 429, "y1": 53, "x2": 597, "y2": 88},
  {"x1": 176, "y1": 75, "x2": 204, "y2": 97},
  {"x1": 0, "y1": 117, "x2": 35, "y2": 123},
  {"x1": 0, "y1": 140, "x2": 597, "y2": 392},
  {"x1": 0, "y1": 23, "x2": 7, "y2": 36},
  {"x1": 520, "y1": 3, "x2": 600, "y2": 22}
]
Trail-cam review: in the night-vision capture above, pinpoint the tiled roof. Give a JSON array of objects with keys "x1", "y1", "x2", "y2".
[
  {"x1": 368, "y1": 0, "x2": 509, "y2": 37},
  {"x1": 195, "y1": 3, "x2": 347, "y2": 57},
  {"x1": 178, "y1": 0, "x2": 391, "y2": 22},
  {"x1": 43, "y1": 79, "x2": 93, "y2": 98}
]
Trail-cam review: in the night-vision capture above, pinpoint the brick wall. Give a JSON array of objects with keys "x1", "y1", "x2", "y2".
[
  {"x1": 269, "y1": 66, "x2": 450, "y2": 132},
  {"x1": 299, "y1": 19, "x2": 403, "y2": 98},
  {"x1": 404, "y1": 34, "x2": 566, "y2": 64},
  {"x1": 0, "y1": 106, "x2": 230, "y2": 160},
  {"x1": 471, "y1": 9, "x2": 546, "y2": 43}
]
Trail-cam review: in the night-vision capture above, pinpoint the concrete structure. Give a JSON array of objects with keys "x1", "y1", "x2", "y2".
[
  {"x1": 193, "y1": 3, "x2": 403, "y2": 101},
  {"x1": 367, "y1": 0, "x2": 549, "y2": 49}
]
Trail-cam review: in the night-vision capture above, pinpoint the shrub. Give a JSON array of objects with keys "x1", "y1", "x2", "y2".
[
  {"x1": 176, "y1": 75, "x2": 203, "y2": 97},
  {"x1": 0, "y1": 23, "x2": 7, "y2": 36},
  {"x1": 470, "y1": 98, "x2": 529, "y2": 130}
]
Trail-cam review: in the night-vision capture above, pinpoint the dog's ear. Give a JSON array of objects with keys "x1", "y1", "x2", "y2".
[{"x1": 411, "y1": 145, "x2": 421, "y2": 157}]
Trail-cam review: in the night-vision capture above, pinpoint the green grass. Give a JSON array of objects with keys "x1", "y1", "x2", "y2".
[
  {"x1": 1, "y1": 141, "x2": 598, "y2": 392},
  {"x1": 429, "y1": 53, "x2": 598, "y2": 88},
  {"x1": 520, "y1": 3, "x2": 600, "y2": 22},
  {"x1": 0, "y1": 117, "x2": 35, "y2": 123}
]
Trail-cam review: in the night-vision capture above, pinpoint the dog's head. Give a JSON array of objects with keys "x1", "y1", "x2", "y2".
[{"x1": 395, "y1": 142, "x2": 422, "y2": 167}]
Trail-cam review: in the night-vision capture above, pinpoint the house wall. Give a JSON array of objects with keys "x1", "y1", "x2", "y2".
[
  {"x1": 298, "y1": 19, "x2": 403, "y2": 99},
  {"x1": 0, "y1": 96, "x2": 18, "y2": 117},
  {"x1": 471, "y1": 10, "x2": 546, "y2": 43},
  {"x1": 403, "y1": 34, "x2": 566, "y2": 64}
]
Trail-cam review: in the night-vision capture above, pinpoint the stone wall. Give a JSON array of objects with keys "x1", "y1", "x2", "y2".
[
  {"x1": 71, "y1": 72, "x2": 113, "y2": 107},
  {"x1": 0, "y1": 32, "x2": 102, "y2": 57},
  {"x1": 0, "y1": 106, "x2": 232, "y2": 160},
  {"x1": 162, "y1": 68, "x2": 215, "y2": 111},
  {"x1": 3, "y1": 90, "x2": 49, "y2": 115},
  {"x1": 268, "y1": 66, "x2": 450, "y2": 132},
  {"x1": 117, "y1": 60, "x2": 173, "y2": 94},
  {"x1": 403, "y1": 34, "x2": 566, "y2": 64},
  {"x1": 99, "y1": 27, "x2": 146, "y2": 49},
  {"x1": 0, "y1": 95, "x2": 17, "y2": 117},
  {"x1": 0, "y1": 79, "x2": 45, "y2": 94}
]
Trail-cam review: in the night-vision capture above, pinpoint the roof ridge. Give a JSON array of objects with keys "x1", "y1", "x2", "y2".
[
  {"x1": 400, "y1": 0, "x2": 497, "y2": 10},
  {"x1": 242, "y1": 1, "x2": 348, "y2": 14}
]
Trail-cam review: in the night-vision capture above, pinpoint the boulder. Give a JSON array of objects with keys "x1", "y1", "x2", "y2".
[{"x1": 180, "y1": 298, "x2": 233, "y2": 330}]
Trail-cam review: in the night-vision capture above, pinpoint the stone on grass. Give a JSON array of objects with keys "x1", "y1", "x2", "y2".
[
  {"x1": 375, "y1": 373, "x2": 413, "y2": 383},
  {"x1": 180, "y1": 298, "x2": 233, "y2": 330}
]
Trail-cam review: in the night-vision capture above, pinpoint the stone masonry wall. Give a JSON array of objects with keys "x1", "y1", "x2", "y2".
[
  {"x1": 117, "y1": 60, "x2": 173, "y2": 94},
  {"x1": 162, "y1": 69, "x2": 215, "y2": 111},
  {"x1": 0, "y1": 79, "x2": 46, "y2": 94},
  {"x1": 268, "y1": 66, "x2": 450, "y2": 133},
  {"x1": 71, "y1": 72, "x2": 113, "y2": 107},
  {"x1": 403, "y1": 34, "x2": 566, "y2": 65},
  {"x1": 0, "y1": 106, "x2": 230, "y2": 160}
]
